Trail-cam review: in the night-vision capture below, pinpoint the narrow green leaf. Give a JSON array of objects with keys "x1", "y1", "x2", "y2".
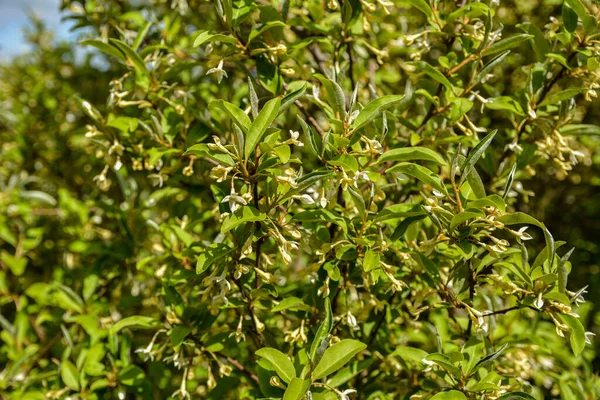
[
  {"x1": 517, "y1": 23, "x2": 550, "y2": 61},
  {"x1": 430, "y1": 391, "x2": 467, "y2": 400},
  {"x1": 459, "y1": 130, "x2": 497, "y2": 186},
  {"x1": 309, "y1": 298, "x2": 333, "y2": 362},
  {"x1": 363, "y1": 249, "x2": 380, "y2": 272},
  {"x1": 388, "y1": 162, "x2": 448, "y2": 195},
  {"x1": 391, "y1": 215, "x2": 426, "y2": 241},
  {"x1": 196, "y1": 243, "x2": 234, "y2": 274},
  {"x1": 109, "y1": 39, "x2": 150, "y2": 89},
  {"x1": 272, "y1": 297, "x2": 307, "y2": 312},
  {"x1": 474, "y1": 51, "x2": 510, "y2": 87},
  {"x1": 280, "y1": 83, "x2": 307, "y2": 114},
  {"x1": 61, "y1": 360, "x2": 80, "y2": 391},
  {"x1": 498, "y1": 212, "x2": 555, "y2": 266},
  {"x1": 280, "y1": 170, "x2": 333, "y2": 202},
  {"x1": 482, "y1": 34, "x2": 533, "y2": 57},
  {"x1": 282, "y1": 378, "x2": 311, "y2": 400},
  {"x1": 539, "y1": 88, "x2": 584, "y2": 106},
  {"x1": 221, "y1": 206, "x2": 266, "y2": 233},
  {"x1": 312, "y1": 339, "x2": 367, "y2": 379},
  {"x1": 405, "y1": 0, "x2": 434, "y2": 19},
  {"x1": 560, "y1": 314, "x2": 586, "y2": 356},
  {"x1": 209, "y1": 99, "x2": 252, "y2": 132},
  {"x1": 248, "y1": 78, "x2": 259, "y2": 119},
  {"x1": 110, "y1": 316, "x2": 159, "y2": 334},
  {"x1": 496, "y1": 393, "x2": 536, "y2": 400},
  {"x1": 503, "y1": 163, "x2": 517, "y2": 200},
  {"x1": 132, "y1": 21, "x2": 153, "y2": 51},
  {"x1": 562, "y1": 3, "x2": 578, "y2": 33},
  {"x1": 80, "y1": 39, "x2": 126, "y2": 63},
  {"x1": 450, "y1": 210, "x2": 484, "y2": 232},
  {"x1": 558, "y1": 248, "x2": 574, "y2": 293},
  {"x1": 412, "y1": 61, "x2": 453, "y2": 92},
  {"x1": 314, "y1": 74, "x2": 346, "y2": 120},
  {"x1": 379, "y1": 147, "x2": 446, "y2": 165},
  {"x1": 559, "y1": 124, "x2": 600, "y2": 136},
  {"x1": 193, "y1": 31, "x2": 238, "y2": 47},
  {"x1": 256, "y1": 347, "x2": 296, "y2": 383},
  {"x1": 352, "y1": 95, "x2": 404, "y2": 131},
  {"x1": 245, "y1": 97, "x2": 281, "y2": 158}
]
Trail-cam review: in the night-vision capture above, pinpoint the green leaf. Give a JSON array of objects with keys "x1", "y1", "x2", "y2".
[
  {"x1": 517, "y1": 23, "x2": 550, "y2": 61},
  {"x1": 280, "y1": 170, "x2": 333, "y2": 202},
  {"x1": 412, "y1": 61, "x2": 454, "y2": 92},
  {"x1": 315, "y1": 74, "x2": 347, "y2": 120},
  {"x1": 496, "y1": 393, "x2": 536, "y2": 400},
  {"x1": 193, "y1": 31, "x2": 238, "y2": 47},
  {"x1": 245, "y1": 97, "x2": 281, "y2": 159},
  {"x1": 272, "y1": 296, "x2": 307, "y2": 312},
  {"x1": 108, "y1": 39, "x2": 150, "y2": 89},
  {"x1": 560, "y1": 314, "x2": 586, "y2": 356},
  {"x1": 80, "y1": 39, "x2": 126, "y2": 63},
  {"x1": 282, "y1": 378, "x2": 311, "y2": 400},
  {"x1": 450, "y1": 210, "x2": 484, "y2": 232},
  {"x1": 329, "y1": 154, "x2": 358, "y2": 172},
  {"x1": 405, "y1": 0, "x2": 434, "y2": 20},
  {"x1": 132, "y1": 21, "x2": 152, "y2": 51},
  {"x1": 110, "y1": 316, "x2": 159, "y2": 334},
  {"x1": 388, "y1": 162, "x2": 447, "y2": 195},
  {"x1": 391, "y1": 215, "x2": 426, "y2": 241},
  {"x1": 430, "y1": 391, "x2": 467, "y2": 400},
  {"x1": 61, "y1": 360, "x2": 80, "y2": 391},
  {"x1": 209, "y1": 100, "x2": 252, "y2": 132},
  {"x1": 424, "y1": 353, "x2": 462, "y2": 377},
  {"x1": 498, "y1": 212, "x2": 555, "y2": 266},
  {"x1": 558, "y1": 248, "x2": 574, "y2": 293},
  {"x1": 482, "y1": 34, "x2": 533, "y2": 57},
  {"x1": 503, "y1": 163, "x2": 517, "y2": 200},
  {"x1": 379, "y1": 147, "x2": 446, "y2": 165},
  {"x1": 484, "y1": 95, "x2": 523, "y2": 116},
  {"x1": 255, "y1": 348, "x2": 296, "y2": 383},
  {"x1": 565, "y1": 0, "x2": 596, "y2": 33},
  {"x1": 309, "y1": 298, "x2": 333, "y2": 363},
  {"x1": 196, "y1": 243, "x2": 234, "y2": 274},
  {"x1": 352, "y1": 95, "x2": 405, "y2": 131},
  {"x1": 539, "y1": 88, "x2": 584, "y2": 106},
  {"x1": 559, "y1": 124, "x2": 600, "y2": 136},
  {"x1": 280, "y1": 83, "x2": 307, "y2": 114},
  {"x1": 391, "y1": 346, "x2": 429, "y2": 363},
  {"x1": 312, "y1": 339, "x2": 367, "y2": 379},
  {"x1": 563, "y1": 3, "x2": 578, "y2": 33},
  {"x1": 221, "y1": 206, "x2": 266, "y2": 233},
  {"x1": 363, "y1": 249, "x2": 380, "y2": 272},
  {"x1": 459, "y1": 130, "x2": 497, "y2": 186},
  {"x1": 248, "y1": 21, "x2": 287, "y2": 44}
]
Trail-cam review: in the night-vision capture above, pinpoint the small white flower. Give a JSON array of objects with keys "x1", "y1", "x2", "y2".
[
  {"x1": 284, "y1": 130, "x2": 304, "y2": 147},
  {"x1": 506, "y1": 142, "x2": 524, "y2": 153},
  {"x1": 206, "y1": 59, "x2": 228, "y2": 84},
  {"x1": 534, "y1": 294, "x2": 544, "y2": 309},
  {"x1": 585, "y1": 331, "x2": 595, "y2": 345},
  {"x1": 294, "y1": 194, "x2": 315, "y2": 205},
  {"x1": 571, "y1": 286, "x2": 588, "y2": 306},
  {"x1": 221, "y1": 187, "x2": 247, "y2": 212},
  {"x1": 346, "y1": 311, "x2": 357, "y2": 328},
  {"x1": 339, "y1": 389, "x2": 357, "y2": 400},
  {"x1": 210, "y1": 165, "x2": 233, "y2": 182}
]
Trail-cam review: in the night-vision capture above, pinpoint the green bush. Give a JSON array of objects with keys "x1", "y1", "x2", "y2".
[{"x1": 1, "y1": 0, "x2": 600, "y2": 399}]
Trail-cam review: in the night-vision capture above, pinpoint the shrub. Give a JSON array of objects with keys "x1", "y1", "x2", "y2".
[{"x1": 1, "y1": 0, "x2": 599, "y2": 399}]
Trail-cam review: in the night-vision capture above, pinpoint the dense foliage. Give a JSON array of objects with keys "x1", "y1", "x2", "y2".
[{"x1": 2, "y1": 0, "x2": 600, "y2": 399}]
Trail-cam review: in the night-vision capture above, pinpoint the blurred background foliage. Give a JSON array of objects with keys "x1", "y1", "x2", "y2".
[{"x1": 1, "y1": 0, "x2": 600, "y2": 398}]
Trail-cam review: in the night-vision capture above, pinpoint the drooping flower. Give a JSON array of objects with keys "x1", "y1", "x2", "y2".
[{"x1": 206, "y1": 59, "x2": 228, "y2": 84}]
